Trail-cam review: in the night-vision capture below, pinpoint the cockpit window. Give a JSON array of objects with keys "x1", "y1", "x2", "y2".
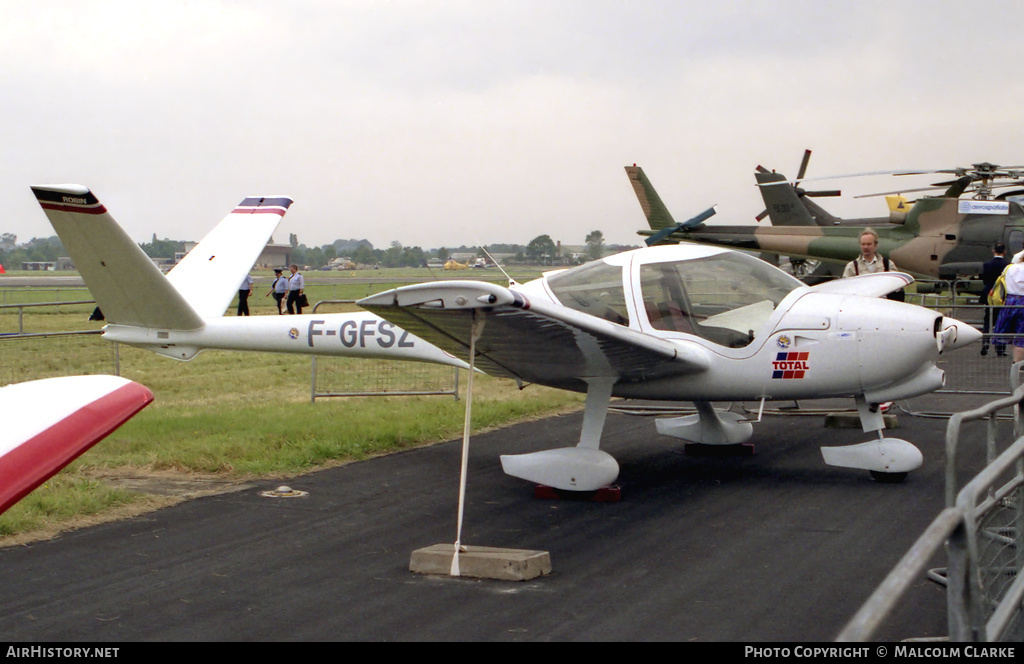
[
  {"x1": 640, "y1": 252, "x2": 801, "y2": 348},
  {"x1": 547, "y1": 260, "x2": 629, "y2": 326}
]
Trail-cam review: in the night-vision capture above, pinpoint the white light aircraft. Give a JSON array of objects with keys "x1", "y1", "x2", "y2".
[
  {"x1": 30, "y1": 185, "x2": 466, "y2": 368},
  {"x1": 359, "y1": 243, "x2": 980, "y2": 489},
  {"x1": 0, "y1": 375, "x2": 153, "y2": 515},
  {"x1": 34, "y1": 185, "x2": 981, "y2": 492}
]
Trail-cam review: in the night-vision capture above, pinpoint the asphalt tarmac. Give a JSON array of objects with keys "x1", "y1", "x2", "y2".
[{"x1": 0, "y1": 400, "x2": 997, "y2": 642}]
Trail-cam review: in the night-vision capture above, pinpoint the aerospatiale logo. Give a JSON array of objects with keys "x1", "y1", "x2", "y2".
[{"x1": 772, "y1": 352, "x2": 809, "y2": 379}]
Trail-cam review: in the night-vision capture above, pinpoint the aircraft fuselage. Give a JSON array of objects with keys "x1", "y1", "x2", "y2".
[{"x1": 101, "y1": 312, "x2": 467, "y2": 367}]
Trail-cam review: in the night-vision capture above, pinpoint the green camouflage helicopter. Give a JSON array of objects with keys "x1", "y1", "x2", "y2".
[{"x1": 630, "y1": 155, "x2": 1024, "y2": 282}]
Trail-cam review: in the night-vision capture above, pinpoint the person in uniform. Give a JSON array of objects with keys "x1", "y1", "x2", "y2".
[
  {"x1": 286, "y1": 264, "x2": 305, "y2": 315},
  {"x1": 237, "y1": 273, "x2": 253, "y2": 316},
  {"x1": 266, "y1": 268, "x2": 287, "y2": 314},
  {"x1": 980, "y1": 243, "x2": 1009, "y2": 356}
]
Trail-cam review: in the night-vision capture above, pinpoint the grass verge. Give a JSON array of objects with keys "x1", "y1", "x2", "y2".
[{"x1": 0, "y1": 299, "x2": 584, "y2": 545}]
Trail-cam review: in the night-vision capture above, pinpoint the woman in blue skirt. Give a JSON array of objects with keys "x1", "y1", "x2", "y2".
[{"x1": 993, "y1": 253, "x2": 1024, "y2": 363}]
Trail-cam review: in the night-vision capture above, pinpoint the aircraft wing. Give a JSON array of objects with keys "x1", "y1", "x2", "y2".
[
  {"x1": 0, "y1": 376, "x2": 153, "y2": 515},
  {"x1": 808, "y1": 272, "x2": 913, "y2": 298},
  {"x1": 358, "y1": 281, "x2": 710, "y2": 391}
]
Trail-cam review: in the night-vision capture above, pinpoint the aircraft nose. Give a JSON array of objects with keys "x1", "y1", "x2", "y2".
[
  {"x1": 938, "y1": 316, "x2": 982, "y2": 353},
  {"x1": 835, "y1": 297, "x2": 949, "y2": 401}
]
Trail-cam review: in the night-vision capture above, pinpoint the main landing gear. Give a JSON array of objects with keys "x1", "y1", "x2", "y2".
[{"x1": 500, "y1": 386, "x2": 923, "y2": 491}]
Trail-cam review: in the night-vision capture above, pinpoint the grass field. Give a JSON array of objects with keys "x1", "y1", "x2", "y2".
[{"x1": 0, "y1": 270, "x2": 583, "y2": 543}]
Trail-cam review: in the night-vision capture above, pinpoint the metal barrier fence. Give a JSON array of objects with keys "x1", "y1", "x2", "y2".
[
  {"x1": 0, "y1": 286, "x2": 91, "y2": 306},
  {"x1": 308, "y1": 300, "x2": 459, "y2": 402},
  {"x1": 838, "y1": 367, "x2": 1024, "y2": 642},
  {"x1": 0, "y1": 299, "x2": 96, "y2": 334}
]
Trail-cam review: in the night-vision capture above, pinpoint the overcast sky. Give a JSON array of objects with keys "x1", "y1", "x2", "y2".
[{"x1": 4, "y1": 1, "x2": 1024, "y2": 252}]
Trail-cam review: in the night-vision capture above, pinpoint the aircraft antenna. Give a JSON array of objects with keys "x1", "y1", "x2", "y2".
[{"x1": 480, "y1": 246, "x2": 518, "y2": 288}]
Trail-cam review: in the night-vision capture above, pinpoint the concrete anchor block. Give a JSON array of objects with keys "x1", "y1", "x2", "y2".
[{"x1": 409, "y1": 544, "x2": 551, "y2": 581}]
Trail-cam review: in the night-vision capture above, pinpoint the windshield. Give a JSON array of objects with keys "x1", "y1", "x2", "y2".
[
  {"x1": 639, "y1": 252, "x2": 801, "y2": 348},
  {"x1": 546, "y1": 260, "x2": 629, "y2": 326}
]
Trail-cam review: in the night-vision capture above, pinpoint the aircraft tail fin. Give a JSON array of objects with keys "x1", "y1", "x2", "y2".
[
  {"x1": 31, "y1": 187, "x2": 293, "y2": 330},
  {"x1": 165, "y1": 196, "x2": 292, "y2": 318},
  {"x1": 32, "y1": 185, "x2": 207, "y2": 330},
  {"x1": 754, "y1": 169, "x2": 819, "y2": 226},
  {"x1": 625, "y1": 165, "x2": 676, "y2": 231},
  {"x1": 886, "y1": 194, "x2": 910, "y2": 223}
]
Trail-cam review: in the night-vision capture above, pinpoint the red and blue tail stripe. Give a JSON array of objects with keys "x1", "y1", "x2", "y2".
[{"x1": 232, "y1": 196, "x2": 293, "y2": 216}]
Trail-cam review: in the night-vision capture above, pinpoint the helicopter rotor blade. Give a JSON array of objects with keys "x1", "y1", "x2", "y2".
[{"x1": 795, "y1": 149, "x2": 812, "y2": 184}]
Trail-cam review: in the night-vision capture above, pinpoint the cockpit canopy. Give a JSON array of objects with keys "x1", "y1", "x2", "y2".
[{"x1": 546, "y1": 249, "x2": 803, "y2": 348}]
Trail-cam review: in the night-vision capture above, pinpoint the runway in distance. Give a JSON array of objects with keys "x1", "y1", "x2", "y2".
[
  {"x1": 34, "y1": 184, "x2": 979, "y2": 493},
  {"x1": 30, "y1": 185, "x2": 467, "y2": 369},
  {"x1": 631, "y1": 160, "x2": 1024, "y2": 281},
  {"x1": 0, "y1": 375, "x2": 153, "y2": 515}
]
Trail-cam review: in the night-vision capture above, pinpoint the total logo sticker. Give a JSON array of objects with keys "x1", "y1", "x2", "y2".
[{"x1": 772, "y1": 351, "x2": 809, "y2": 379}]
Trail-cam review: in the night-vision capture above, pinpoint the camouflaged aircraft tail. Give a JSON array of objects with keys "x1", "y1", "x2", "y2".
[
  {"x1": 754, "y1": 169, "x2": 820, "y2": 226},
  {"x1": 800, "y1": 195, "x2": 844, "y2": 227},
  {"x1": 625, "y1": 165, "x2": 676, "y2": 231}
]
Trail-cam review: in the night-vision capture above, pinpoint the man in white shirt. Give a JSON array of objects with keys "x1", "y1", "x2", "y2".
[
  {"x1": 842, "y1": 228, "x2": 904, "y2": 304},
  {"x1": 842, "y1": 228, "x2": 896, "y2": 277}
]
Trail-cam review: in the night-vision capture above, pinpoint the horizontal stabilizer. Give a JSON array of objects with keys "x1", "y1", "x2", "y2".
[
  {"x1": 33, "y1": 186, "x2": 293, "y2": 328},
  {"x1": 0, "y1": 376, "x2": 153, "y2": 515},
  {"x1": 167, "y1": 196, "x2": 293, "y2": 318},
  {"x1": 31, "y1": 185, "x2": 205, "y2": 330}
]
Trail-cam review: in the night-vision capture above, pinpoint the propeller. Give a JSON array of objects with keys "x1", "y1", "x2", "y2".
[
  {"x1": 754, "y1": 149, "x2": 841, "y2": 222},
  {"x1": 644, "y1": 205, "x2": 717, "y2": 246}
]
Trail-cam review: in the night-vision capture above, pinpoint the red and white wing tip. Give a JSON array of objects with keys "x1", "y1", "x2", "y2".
[{"x1": 0, "y1": 376, "x2": 154, "y2": 515}]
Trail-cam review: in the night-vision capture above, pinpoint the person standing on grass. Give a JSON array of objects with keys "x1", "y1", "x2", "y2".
[
  {"x1": 237, "y1": 273, "x2": 253, "y2": 316},
  {"x1": 286, "y1": 264, "x2": 305, "y2": 315},
  {"x1": 267, "y1": 268, "x2": 287, "y2": 314}
]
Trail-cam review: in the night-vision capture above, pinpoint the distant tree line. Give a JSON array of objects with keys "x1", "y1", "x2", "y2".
[
  {"x1": 0, "y1": 234, "x2": 65, "y2": 267},
  {"x1": 0, "y1": 230, "x2": 637, "y2": 271}
]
